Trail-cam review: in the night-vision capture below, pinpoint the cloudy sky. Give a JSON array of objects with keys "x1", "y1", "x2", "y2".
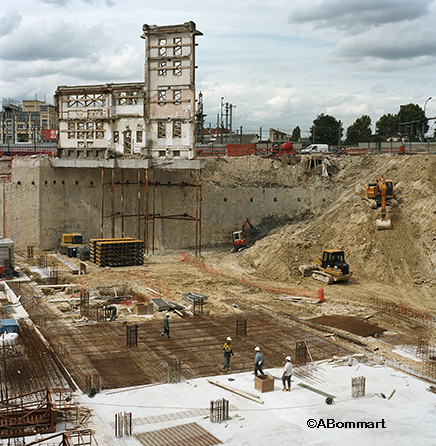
[{"x1": 1, "y1": 0, "x2": 436, "y2": 137}]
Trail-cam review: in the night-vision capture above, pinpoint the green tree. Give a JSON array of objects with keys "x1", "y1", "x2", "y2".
[
  {"x1": 398, "y1": 103, "x2": 429, "y2": 141},
  {"x1": 345, "y1": 115, "x2": 372, "y2": 145},
  {"x1": 375, "y1": 113, "x2": 399, "y2": 140},
  {"x1": 310, "y1": 113, "x2": 342, "y2": 145},
  {"x1": 291, "y1": 126, "x2": 301, "y2": 141}
]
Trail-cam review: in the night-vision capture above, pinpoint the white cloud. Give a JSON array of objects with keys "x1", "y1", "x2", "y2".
[
  {"x1": 0, "y1": 9, "x2": 22, "y2": 37},
  {"x1": 0, "y1": 19, "x2": 110, "y2": 61},
  {"x1": 289, "y1": 0, "x2": 432, "y2": 33}
]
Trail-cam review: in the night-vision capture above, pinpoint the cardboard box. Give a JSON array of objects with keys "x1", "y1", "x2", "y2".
[{"x1": 254, "y1": 375, "x2": 274, "y2": 393}]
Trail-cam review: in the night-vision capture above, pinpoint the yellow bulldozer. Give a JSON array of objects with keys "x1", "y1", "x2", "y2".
[{"x1": 299, "y1": 249, "x2": 353, "y2": 284}]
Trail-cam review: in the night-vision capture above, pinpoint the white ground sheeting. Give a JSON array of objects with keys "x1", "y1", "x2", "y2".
[{"x1": 81, "y1": 360, "x2": 436, "y2": 446}]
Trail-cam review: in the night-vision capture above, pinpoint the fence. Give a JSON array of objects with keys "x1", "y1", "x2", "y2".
[
  {"x1": 196, "y1": 142, "x2": 436, "y2": 158},
  {"x1": 195, "y1": 143, "x2": 295, "y2": 158},
  {"x1": 348, "y1": 142, "x2": 436, "y2": 155},
  {"x1": 0, "y1": 143, "x2": 57, "y2": 156}
]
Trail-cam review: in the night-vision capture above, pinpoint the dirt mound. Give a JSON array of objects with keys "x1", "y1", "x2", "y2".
[{"x1": 209, "y1": 154, "x2": 436, "y2": 311}]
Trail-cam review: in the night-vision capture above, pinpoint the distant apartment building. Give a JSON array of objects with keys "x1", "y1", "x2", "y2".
[
  {"x1": 56, "y1": 21, "x2": 202, "y2": 160},
  {"x1": 0, "y1": 97, "x2": 57, "y2": 143}
]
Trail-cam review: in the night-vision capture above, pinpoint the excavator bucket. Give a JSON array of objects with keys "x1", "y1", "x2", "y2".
[{"x1": 376, "y1": 218, "x2": 392, "y2": 230}]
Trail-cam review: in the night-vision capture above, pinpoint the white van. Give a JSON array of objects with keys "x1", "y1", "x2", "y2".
[{"x1": 301, "y1": 144, "x2": 329, "y2": 154}]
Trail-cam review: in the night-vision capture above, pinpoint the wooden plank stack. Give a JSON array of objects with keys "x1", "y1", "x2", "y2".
[{"x1": 89, "y1": 238, "x2": 144, "y2": 267}]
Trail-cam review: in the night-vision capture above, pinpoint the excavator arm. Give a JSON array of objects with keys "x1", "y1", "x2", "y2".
[
  {"x1": 376, "y1": 177, "x2": 391, "y2": 229},
  {"x1": 380, "y1": 179, "x2": 387, "y2": 221},
  {"x1": 241, "y1": 218, "x2": 254, "y2": 238}
]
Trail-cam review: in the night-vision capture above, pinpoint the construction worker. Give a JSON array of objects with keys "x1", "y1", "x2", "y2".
[
  {"x1": 281, "y1": 356, "x2": 293, "y2": 391},
  {"x1": 254, "y1": 347, "x2": 265, "y2": 376},
  {"x1": 222, "y1": 337, "x2": 234, "y2": 371},
  {"x1": 160, "y1": 313, "x2": 170, "y2": 339}
]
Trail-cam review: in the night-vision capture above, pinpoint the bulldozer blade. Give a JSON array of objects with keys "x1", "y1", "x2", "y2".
[{"x1": 376, "y1": 219, "x2": 392, "y2": 230}]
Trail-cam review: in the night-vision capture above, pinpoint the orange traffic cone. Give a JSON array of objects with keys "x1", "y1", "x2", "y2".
[{"x1": 318, "y1": 288, "x2": 325, "y2": 303}]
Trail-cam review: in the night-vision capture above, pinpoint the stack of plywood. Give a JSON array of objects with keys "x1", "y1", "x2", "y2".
[{"x1": 89, "y1": 238, "x2": 144, "y2": 267}]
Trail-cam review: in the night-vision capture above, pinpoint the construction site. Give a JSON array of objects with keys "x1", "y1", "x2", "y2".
[
  {"x1": 0, "y1": 151, "x2": 435, "y2": 445},
  {"x1": 1, "y1": 21, "x2": 436, "y2": 446}
]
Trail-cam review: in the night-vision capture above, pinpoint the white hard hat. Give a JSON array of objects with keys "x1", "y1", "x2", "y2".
[
  {"x1": 255, "y1": 347, "x2": 260, "y2": 351},
  {"x1": 166, "y1": 313, "x2": 170, "y2": 317},
  {"x1": 285, "y1": 356, "x2": 291, "y2": 361},
  {"x1": 227, "y1": 337, "x2": 232, "y2": 341}
]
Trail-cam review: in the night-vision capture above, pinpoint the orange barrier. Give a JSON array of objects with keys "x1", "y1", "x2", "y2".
[{"x1": 179, "y1": 251, "x2": 223, "y2": 277}]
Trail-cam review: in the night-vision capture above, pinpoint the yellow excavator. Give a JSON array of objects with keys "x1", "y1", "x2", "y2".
[{"x1": 365, "y1": 176, "x2": 397, "y2": 230}]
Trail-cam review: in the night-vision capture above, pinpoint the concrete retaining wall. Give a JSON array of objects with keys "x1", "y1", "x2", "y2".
[{"x1": 1, "y1": 158, "x2": 331, "y2": 252}]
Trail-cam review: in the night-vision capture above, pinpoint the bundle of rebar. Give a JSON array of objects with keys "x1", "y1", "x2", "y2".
[
  {"x1": 351, "y1": 376, "x2": 366, "y2": 398},
  {"x1": 210, "y1": 398, "x2": 229, "y2": 423},
  {"x1": 115, "y1": 412, "x2": 132, "y2": 437}
]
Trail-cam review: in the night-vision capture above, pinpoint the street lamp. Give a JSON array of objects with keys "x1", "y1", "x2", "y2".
[{"x1": 422, "y1": 97, "x2": 432, "y2": 141}]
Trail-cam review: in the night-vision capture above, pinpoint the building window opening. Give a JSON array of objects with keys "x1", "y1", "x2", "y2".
[
  {"x1": 173, "y1": 121, "x2": 181, "y2": 138},
  {"x1": 158, "y1": 62, "x2": 167, "y2": 76},
  {"x1": 173, "y1": 37, "x2": 182, "y2": 56},
  {"x1": 173, "y1": 90, "x2": 182, "y2": 105},
  {"x1": 124, "y1": 130, "x2": 132, "y2": 154},
  {"x1": 158, "y1": 38, "x2": 167, "y2": 56},
  {"x1": 173, "y1": 61, "x2": 182, "y2": 76},
  {"x1": 158, "y1": 90, "x2": 166, "y2": 105},
  {"x1": 158, "y1": 121, "x2": 166, "y2": 139}
]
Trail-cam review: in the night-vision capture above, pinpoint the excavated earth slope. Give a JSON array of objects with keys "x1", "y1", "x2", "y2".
[{"x1": 201, "y1": 154, "x2": 436, "y2": 323}]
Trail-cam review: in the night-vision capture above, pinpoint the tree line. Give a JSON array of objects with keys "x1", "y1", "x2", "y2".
[{"x1": 290, "y1": 103, "x2": 433, "y2": 147}]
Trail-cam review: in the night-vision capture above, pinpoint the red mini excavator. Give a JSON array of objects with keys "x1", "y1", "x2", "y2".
[{"x1": 232, "y1": 218, "x2": 256, "y2": 252}]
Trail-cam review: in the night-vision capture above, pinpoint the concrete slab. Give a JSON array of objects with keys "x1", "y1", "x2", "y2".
[{"x1": 82, "y1": 361, "x2": 436, "y2": 446}]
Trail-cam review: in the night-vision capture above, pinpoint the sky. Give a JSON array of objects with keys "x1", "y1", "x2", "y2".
[{"x1": 1, "y1": 0, "x2": 436, "y2": 138}]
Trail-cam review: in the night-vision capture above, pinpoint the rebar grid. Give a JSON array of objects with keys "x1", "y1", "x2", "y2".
[
  {"x1": 369, "y1": 296, "x2": 435, "y2": 329},
  {"x1": 0, "y1": 321, "x2": 70, "y2": 399},
  {"x1": 416, "y1": 332, "x2": 436, "y2": 380},
  {"x1": 35, "y1": 311, "x2": 350, "y2": 392}
]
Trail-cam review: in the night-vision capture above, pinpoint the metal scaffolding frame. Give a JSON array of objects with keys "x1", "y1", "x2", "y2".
[{"x1": 100, "y1": 167, "x2": 202, "y2": 256}]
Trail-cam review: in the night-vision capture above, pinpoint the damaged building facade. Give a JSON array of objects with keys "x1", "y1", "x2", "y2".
[{"x1": 56, "y1": 22, "x2": 202, "y2": 160}]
